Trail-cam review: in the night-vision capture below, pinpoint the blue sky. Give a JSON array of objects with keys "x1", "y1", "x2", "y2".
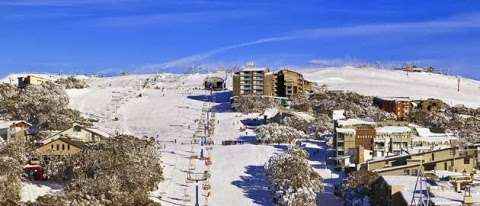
[{"x1": 0, "y1": 0, "x2": 480, "y2": 79}]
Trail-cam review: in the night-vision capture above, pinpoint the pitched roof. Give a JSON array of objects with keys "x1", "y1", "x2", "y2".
[{"x1": 41, "y1": 137, "x2": 86, "y2": 149}]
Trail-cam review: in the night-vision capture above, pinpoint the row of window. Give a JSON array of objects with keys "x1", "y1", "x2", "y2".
[{"x1": 50, "y1": 143, "x2": 71, "y2": 151}]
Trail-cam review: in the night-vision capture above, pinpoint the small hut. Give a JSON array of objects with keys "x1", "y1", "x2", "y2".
[{"x1": 204, "y1": 77, "x2": 225, "y2": 91}]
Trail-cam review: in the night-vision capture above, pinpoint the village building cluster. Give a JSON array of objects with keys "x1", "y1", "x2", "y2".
[
  {"x1": 1, "y1": 119, "x2": 112, "y2": 180},
  {"x1": 333, "y1": 104, "x2": 480, "y2": 205}
]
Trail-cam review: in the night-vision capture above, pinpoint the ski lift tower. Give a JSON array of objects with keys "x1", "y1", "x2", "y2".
[{"x1": 410, "y1": 162, "x2": 430, "y2": 206}]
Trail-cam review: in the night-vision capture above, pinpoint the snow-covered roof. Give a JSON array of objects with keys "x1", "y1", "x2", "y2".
[
  {"x1": 382, "y1": 175, "x2": 432, "y2": 203},
  {"x1": 239, "y1": 64, "x2": 269, "y2": 72},
  {"x1": 430, "y1": 191, "x2": 480, "y2": 206},
  {"x1": 412, "y1": 136, "x2": 458, "y2": 143},
  {"x1": 86, "y1": 127, "x2": 112, "y2": 138},
  {"x1": 337, "y1": 118, "x2": 376, "y2": 127},
  {"x1": 376, "y1": 97, "x2": 411, "y2": 101},
  {"x1": 0, "y1": 120, "x2": 31, "y2": 129},
  {"x1": 433, "y1": 170, "x2": 464, "y2": 179},
  {"x1": 0, "y1": 121, "x2": 13, "y2": 129},
  {"x1": 291, "y1": 112, "x2": 315, "y2": 122},
  {"x1": 336, "y1": 128, "x2": 355, "y2": 134},
  {"x1": 332, "y1": 110, "x2": 345, "y2": 120},
  {"x1": 376, "y1": 126, "x2": 412, "y2": 134},
  {"x1": 262, "y1": 108, "x2": 279, "y2": 119},
  {"x1": 414, "y1": 127, "x2": 449, "y2": 138}
]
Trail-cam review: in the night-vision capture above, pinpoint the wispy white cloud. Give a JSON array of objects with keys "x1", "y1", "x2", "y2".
[
  {"x1": 140, "y1": 12, "x2": 480, "y2": 71},
  {"x1": 137, "y1": 36, "x2": 295, "y2": 73}
]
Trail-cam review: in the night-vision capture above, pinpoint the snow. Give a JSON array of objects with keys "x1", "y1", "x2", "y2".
[
  {"x1": 302, "y1": 140, "x2": 344, "y2": 206},
  {"x1": 1, "y1": 73, "x2": 90, "y2": 85},
  {"x1": 303, "y1": 67, "x2": 480, "y2": 108},
  {"x1": 376, "y1": 96, "x2": 411, "y2": 101},
  {"x1": 20, "y1": 181, "x2": 64, "y2": 202},
  {"x1": 291, "y1": 111, "x2": 315, "y2": 122},
  {"x1": 332, "y1": 110, "x2": 346, "y2": 121},
  {"x1": 337, "y1": 118, "x2": 376, "y2": 127},
  {"x1": 336, "y1": 127, "x2": 355, "y2": 134},
  {"x1": 375, "y1": 126, "x2": 412, "y2": 134},
  {"x1": 414, "y1": 127, "x2": 451, "y2": 138},
  {"x1": 382, "y1": 175, "x2": 431, "y2": 204},
  {"x1": 262, "y1": 108, "x2": 279, "y2": 119},
  {"x1": 8, "y1": 67, "x2": 480, "y2": 204},
  {"x1": 62, "y1": 73, "x2": 287, "y2": 206}
]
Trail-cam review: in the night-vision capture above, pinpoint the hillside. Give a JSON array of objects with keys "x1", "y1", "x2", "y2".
[{"x1": 302, "y1": 67, "x2": 480, "y2": 108}]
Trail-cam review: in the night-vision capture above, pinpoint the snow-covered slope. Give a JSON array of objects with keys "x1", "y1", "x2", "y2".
[
  {"x1": 303, "y1": 67, "x2": 480, "y2": 108},
  {"x1": 1, "y1": 73, "x2": 89, "y2": 84}
]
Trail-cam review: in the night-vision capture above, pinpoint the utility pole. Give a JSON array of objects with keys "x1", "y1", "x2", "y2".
[
  {"x1": 457, "y1": 76, "x2": 461, "y2": 92},
  {"x1": 195, "y1": 180, "x2": 200, "y2": 206}
]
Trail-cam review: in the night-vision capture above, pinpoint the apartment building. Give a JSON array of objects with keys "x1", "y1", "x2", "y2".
[
  {"x1": 365, "y1": 147, "x2": 477, "y2": 176},
  {"x1": 374, "y1": 126, "x2": 413, "y2": 157},
  {"x1": 232, "y1": 64, "x2": 275, "y2": 97},
  {"x1": 374, "y1": 97, "x2": 412, "y2": 120},
  {"x1": 275, "y1": 69, "x2": 314, "y2": 98},
  {"x1": 232, "y1": 64, "x2": 313, "y2": 99},
  {"x1": 334, "y1": 118, "x2": 415, "y2": 169}
]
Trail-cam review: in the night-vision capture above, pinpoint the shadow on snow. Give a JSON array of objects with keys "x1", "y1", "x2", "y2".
[
  {"x1": 187, "y1": 90, "x2": 232, "y2": 113},
  {"x1": 231, "y1": 165, "x2": 273, "y2": 206}
]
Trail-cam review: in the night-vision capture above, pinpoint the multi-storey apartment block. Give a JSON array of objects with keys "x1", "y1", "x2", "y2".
[{"x1": 233, "y1": 64, "x2": 275, "y2": 97}]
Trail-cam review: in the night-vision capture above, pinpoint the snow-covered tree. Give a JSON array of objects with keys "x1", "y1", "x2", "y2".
[
  {"x1": 256, "y1": 123, "x2": 305, "y2": 144},
  {"x1": 341, "y1": 170, "x2": 378, "y2": 206},
  {"x1": 0, "y1": 141, "x2": 26, "y2": 205},
  {"x1": 232, "y1": 95, "x2": 280, "y2": 113},
  {"x1": 265, "y1": 148, "x2": 323, "y2": 206},
  {"x1": 54, "y1": 76, "x2": 89, "y2": 89},
  {"x1": 0, "y1": 82, "x2": 89, "y2": 130},
  {"x1": 32, "y1": 135, "x2": 163, "y2": 206}
]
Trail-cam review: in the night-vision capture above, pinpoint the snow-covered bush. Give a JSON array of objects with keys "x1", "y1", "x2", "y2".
[
  {"x1": 232, "y1": 95, "x2": 280, "y2": 113},
  {"x1": 307, "y1": 114, "x2": 334, "y2": 137},
  {"x1": 256, "y1": 123, "x2": 305, "y2": 144},
  {"x1": 0, "y1": 82, "x2": 89, "y2": 130},
  {"x1": 290, "y1": 94, "x2": 311, "y2": 112},
  {"x1": 341, "y1": 170, "x2": 378, "y2": 206},
  {"x1": 265, "y1": 148, "x2": 323, "y2": 206},
  {"x1": 33, "y1": 136, "x2": 163, "y2": 206},
  {"x1": 0, "y1": 141, "x2": 26, "y2": 205},
  {"x1": 54, "y1": 76, "x2": 89, "y2": 89},
  {"x1": 269, "y1": 112, "x2": 313, "y2": 132}
]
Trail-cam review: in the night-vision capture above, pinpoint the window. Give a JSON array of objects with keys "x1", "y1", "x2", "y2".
[
  {"x1": 444, "y1": 162, "x2": 448, "y2": 170},
  {"x1": 404, "y1": 169, "x2": 410, "y2": 175},
  {"x1": 465, "y1": 158, "x2": 470, "y2": 164},
  {"x1": 67, "y1": 145, "x2": 70, "y2": 150},
  {"x1": 51, "y1": 145, "x2": 53, "y2": 150},
  {"x1": 56, "y1": 144, "x2": 59, "y2": 150},
  {"x1": 62, "y1": 144, "x2": 65, "y2": 150}
]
